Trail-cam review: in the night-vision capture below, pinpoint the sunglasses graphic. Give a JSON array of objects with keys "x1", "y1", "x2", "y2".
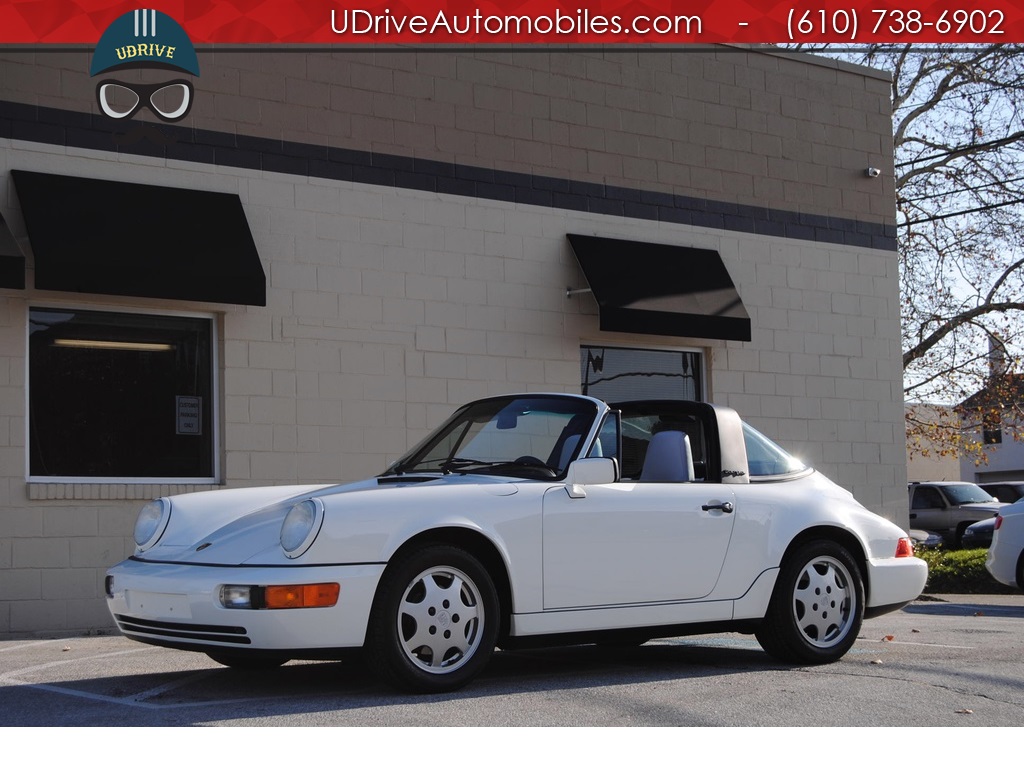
[{"x1": 96, "y1": 79, "x2": 193, "y2": 122}]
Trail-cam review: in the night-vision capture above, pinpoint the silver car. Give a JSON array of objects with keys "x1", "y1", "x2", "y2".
[{"x1": 908, "y1": 482, "x2": 1006, "y2": 545}]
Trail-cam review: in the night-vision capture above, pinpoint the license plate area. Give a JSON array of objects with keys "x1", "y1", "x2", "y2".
[{"x1": 125, "y1": 590, "x2": 192, "y2": 619}]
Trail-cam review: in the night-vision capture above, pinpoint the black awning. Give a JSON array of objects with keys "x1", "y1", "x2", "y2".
[
  {"x1": 567, "y1": 234, "x2": 751, "y2": 342},
  {"x1": 0, "y1": 211, "x2": 26, "y2": 289},
  {"x1": 12, "y1": 171, "x2": 266, "y2": 306}
]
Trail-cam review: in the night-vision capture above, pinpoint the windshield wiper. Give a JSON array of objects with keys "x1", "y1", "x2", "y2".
[
  {"x1": 385, "y1": 456, "x2": 452, "y2": 476},
  {"x1": 440, "y1": 457, "x2": 502, "y2": 473},
  {"x1": 394, "y1": 456, "x2": 549, "y2": 475}
]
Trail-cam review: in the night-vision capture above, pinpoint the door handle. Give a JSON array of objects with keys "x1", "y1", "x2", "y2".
[{"x1": 702, "y1": 501, "x2": 734, "y2": 513}]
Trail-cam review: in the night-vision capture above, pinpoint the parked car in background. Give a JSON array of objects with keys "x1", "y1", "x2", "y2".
[
  {"x1": 909, "y1": 529, "x2": 944, "y2": 550},
  {"x1": 960, "y1": 517, "x2": 996, "y2": 549},
  {"x1": 986, "y1": 502, "x2": 1024, "y2": 591},
  {"x1": 105, "y1": 393, "x2": 927, "y2": 692},
  {"x1": 979, "y1": 482, "x2": 1024, "y2": 504},
  {"x1": 908, "y1": 481, "x2": 1006, "y2": 546}
]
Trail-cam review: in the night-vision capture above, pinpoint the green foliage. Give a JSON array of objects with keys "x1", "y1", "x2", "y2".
[{"x1": 917, "y1": 547, "x2": 1017, "y2": 594}]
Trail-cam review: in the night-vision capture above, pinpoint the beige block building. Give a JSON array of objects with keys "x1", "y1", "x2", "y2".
[{"x1": 0, "y1": 45, "x2": 904, "y2": 637}]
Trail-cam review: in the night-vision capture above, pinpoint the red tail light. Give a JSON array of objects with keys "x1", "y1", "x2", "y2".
[
  {"x1": 994, "y1": 515, "x2": 1003, "y2": 531},
  {"x1": 895, "y1": 537, "x2": 914, "y2": 558}
]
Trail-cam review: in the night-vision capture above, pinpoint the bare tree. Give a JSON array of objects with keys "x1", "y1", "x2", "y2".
[{"x1": 795, "y1": 44, "x2": 1024, "y2": 457}]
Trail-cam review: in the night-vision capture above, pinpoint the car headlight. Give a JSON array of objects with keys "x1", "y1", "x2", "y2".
[
  {"x1": 280, "y1": 499, "x2": 324, "y2": 558},
  {"x1": 134, "y1": 498, "x2": 171, "y2": 551}
]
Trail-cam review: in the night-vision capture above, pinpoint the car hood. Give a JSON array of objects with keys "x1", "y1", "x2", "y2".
[
  {"x1": 955, "y1": 502, "x2": 1005, "y2": 514},
  {"x1": 136, "y1": 473, "x2": 522, "y2": 565}
]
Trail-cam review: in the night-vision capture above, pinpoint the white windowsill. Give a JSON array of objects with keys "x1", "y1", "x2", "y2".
[{"x1": 27, "y1": 482, "x2": 221, "y2": 500}]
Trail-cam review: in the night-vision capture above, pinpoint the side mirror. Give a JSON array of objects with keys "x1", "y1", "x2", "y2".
[{"x1": 565, "y1": 457, "x2": 618, "y2": 498}]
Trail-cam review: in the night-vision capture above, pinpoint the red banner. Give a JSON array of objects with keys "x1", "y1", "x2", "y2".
[{"x1": 0, "y1": 0, "x2": 1022, "y2": 43}]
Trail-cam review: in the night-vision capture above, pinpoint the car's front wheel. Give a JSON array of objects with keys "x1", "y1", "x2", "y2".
[
  {"x1": 755, "y1": 540, "x2": 864, "y2": 664},
  {"x1": 367, "y1": 544, "x2": 499, "y2": 693}
]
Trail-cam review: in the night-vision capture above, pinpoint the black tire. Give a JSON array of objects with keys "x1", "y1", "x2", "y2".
[
  {"x1": 755, "y1": 540, "x2": 864, "y2": 665},
  {"x1": 366, "y1": 544, "x2": 499, "y2": 693},
  {"x1": 206, "y1": 652, "x2": 288, "y2": 670},
  {"x1": 1015, "y1": 551, "x2": 1024, "y2": 593}
]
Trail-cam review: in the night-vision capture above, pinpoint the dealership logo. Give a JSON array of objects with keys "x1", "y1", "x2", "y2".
[{"x1": 90, "y1": 9, "x2": 200, "y2": 140}]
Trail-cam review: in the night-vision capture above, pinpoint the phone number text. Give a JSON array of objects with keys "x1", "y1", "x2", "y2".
[{"x1": 787, "y1": 8, "x2": 1006, "y2": 40}]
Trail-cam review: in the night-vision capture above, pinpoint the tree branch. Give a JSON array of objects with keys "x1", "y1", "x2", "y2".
[{"x1": 904, "y1": 302, "x2": 1024, "y2": 368}]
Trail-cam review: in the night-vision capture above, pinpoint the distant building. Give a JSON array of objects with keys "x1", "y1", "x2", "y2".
[
  {"x1": 959, "y1": 374, "x2": 1024, "y2": 483},
  {"x1": 906, "y1": 403, "x2": 961, "y2": 482}
]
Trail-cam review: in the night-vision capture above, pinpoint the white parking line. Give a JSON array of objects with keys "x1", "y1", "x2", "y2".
[
  {"x1": 0, "y1": 647, "x2": 317, "y2": 711},
  {"x1": 0, "y1": 647, "x2": 149, "y2": 677},
  {"x1": 1, "y1": 666, "x2": 281, "y2": 711},
  {"x1": 2, "y1": 674, "x2": 274, "y2": 710},
  {"x1": 2, "y1": 648, "x2": 192, "y2": 707},
  {"x1": 0, "y1": 638, "x2": 71, "y2": 653}
]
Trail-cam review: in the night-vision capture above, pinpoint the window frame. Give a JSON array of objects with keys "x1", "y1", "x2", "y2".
[
  {"x1": 982, "y1": 409, "x2": 1003, "y2": 445},
  {"x1": 25, "y1": 302, "x2": 221, "y2": 485},
  {"x1": 579, "y1": 343, "x2": 706, "y2": 403}
]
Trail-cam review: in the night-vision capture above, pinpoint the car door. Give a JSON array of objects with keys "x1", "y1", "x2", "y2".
[
  {"x1": 541, "y1": 478, "x2": 736, "y2": 610},
  {"x1": 910, "y1": 486, "x2": 949, "y2": 531}
]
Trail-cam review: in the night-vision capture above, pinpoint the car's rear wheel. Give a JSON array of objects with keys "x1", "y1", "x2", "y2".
[
  {"x1": 755, "y1": 540, "x2": 864, "y2": 664},
  {"x1": 367, "y1": 544, "x2": 499, "y2": 693}
]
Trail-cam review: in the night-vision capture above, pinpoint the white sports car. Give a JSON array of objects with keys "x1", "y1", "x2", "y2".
[{"x1": 106, "y1": 393, "x2": 927, "y2": 692}]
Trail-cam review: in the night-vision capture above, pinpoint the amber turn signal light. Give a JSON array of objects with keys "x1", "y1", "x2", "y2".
[{"x1": 264, "y1": 583, "x2": 340, "y2": 609}]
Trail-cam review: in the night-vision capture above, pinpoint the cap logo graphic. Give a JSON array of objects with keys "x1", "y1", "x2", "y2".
[{"x1": 90, "y1": 9, "x2": 200, "y2": 133}]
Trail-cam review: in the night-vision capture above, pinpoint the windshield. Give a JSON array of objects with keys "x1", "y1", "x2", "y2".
[
  {"x1": 944, "y1": 484, "x2": 998, "y2": 505},
  {"x1": 384, "y1": 395, "x2": 600, "y2": 479}
]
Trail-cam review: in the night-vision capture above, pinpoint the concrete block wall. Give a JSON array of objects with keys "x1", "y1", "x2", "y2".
[{"x1": 1, "y1": 47, "x2": 895, "y2": 227}]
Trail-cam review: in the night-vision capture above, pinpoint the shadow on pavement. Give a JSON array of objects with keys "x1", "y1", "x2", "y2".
[{"x1": 904, "y1": 597, "x2": 1024, "y2": 619}]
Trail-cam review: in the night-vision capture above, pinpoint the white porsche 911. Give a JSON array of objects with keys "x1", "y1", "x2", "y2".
[{"x1": 105, "y1": 393, "x2": 927, "y2": 692}]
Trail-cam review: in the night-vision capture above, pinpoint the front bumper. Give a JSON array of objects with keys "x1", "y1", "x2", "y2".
[{"x1": 106, "y1": 558, "x2": 386, "y2": 653}]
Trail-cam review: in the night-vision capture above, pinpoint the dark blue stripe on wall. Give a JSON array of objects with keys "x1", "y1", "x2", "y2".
[{"x1": 0, "y1": 100, "x2": 897, "y2": 251}]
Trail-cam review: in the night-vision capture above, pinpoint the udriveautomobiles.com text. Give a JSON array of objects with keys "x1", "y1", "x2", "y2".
[{"x1": 330, "y1": 8, "x2": 704, "y2": 37}]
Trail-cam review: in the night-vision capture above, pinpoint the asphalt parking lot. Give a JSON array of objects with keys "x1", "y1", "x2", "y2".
[{"x1": 2, "y1": 593, "x2": 1023, "y2": 730}]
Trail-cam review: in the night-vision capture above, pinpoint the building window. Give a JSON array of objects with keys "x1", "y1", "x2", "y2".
[
  {"x1": 29, "y1": 307, "x2": 216, "y2": 482},
  {"x1": 580, "y1": 345, "x2": 703, "y2": 402},
  {"x1": 982, "y1": 409, "x2": 1003, "y2": 445}
]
